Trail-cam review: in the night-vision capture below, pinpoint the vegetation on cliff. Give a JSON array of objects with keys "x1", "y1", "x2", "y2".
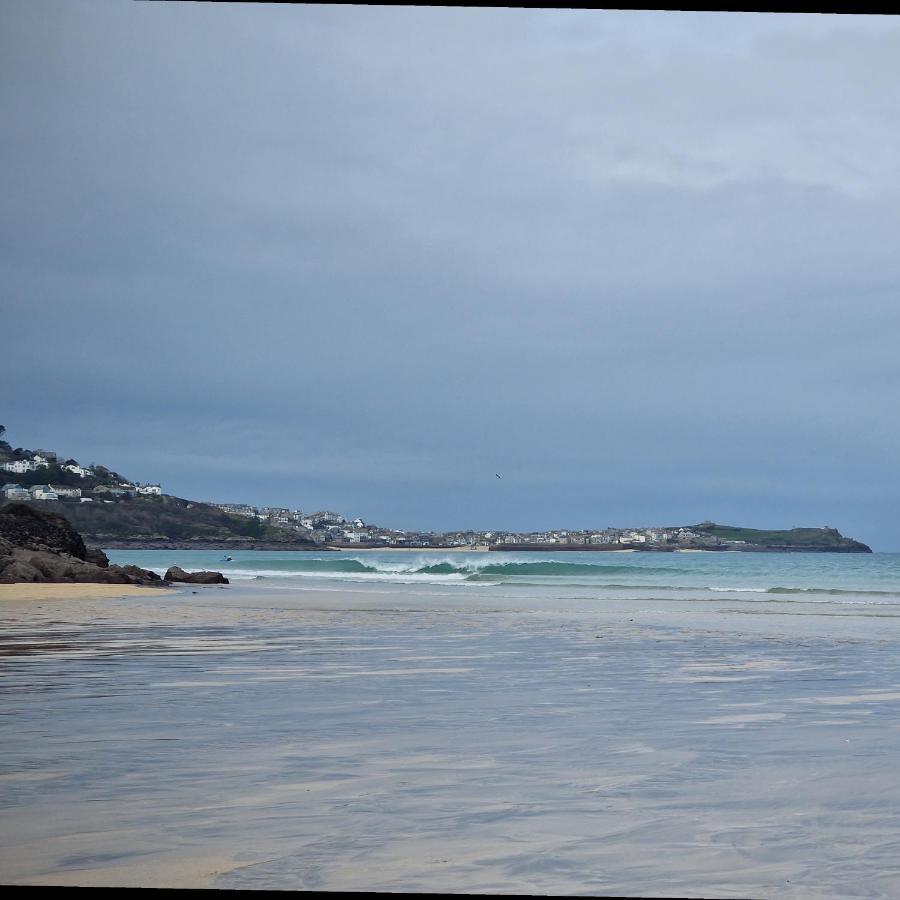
[
  {"x1": 689, "y1": 522, "x2": 872, "y2": 552},
  {"x1": 12, "y1": 495, "x2": 316, "y2": 547}
]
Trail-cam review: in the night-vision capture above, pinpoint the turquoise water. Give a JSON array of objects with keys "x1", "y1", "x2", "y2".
[{"x1": 107, "y1": 548, "x2": 900, "y2": 602}]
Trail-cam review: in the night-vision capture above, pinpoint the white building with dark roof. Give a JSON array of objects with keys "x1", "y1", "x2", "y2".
[
  {"x1": 51, "y1": 485, "x2": 82, "y2": 498},
  {"x1": 2, "y1": 483, "x2": 31, "y2": 501}
]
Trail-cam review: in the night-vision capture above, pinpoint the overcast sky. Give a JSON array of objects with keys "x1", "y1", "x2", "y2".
[{"x1": 3, "y1": 4, "x2": 900, "y2": 548}]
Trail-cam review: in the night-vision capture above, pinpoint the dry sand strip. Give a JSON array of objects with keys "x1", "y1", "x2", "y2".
[{"x1": 0, "y1": 583, "x2": 178, "y2": 602}]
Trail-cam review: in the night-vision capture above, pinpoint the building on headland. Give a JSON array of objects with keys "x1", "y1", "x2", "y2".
[
  {"x1": 136, "y1": 484, "x2": 162, "y2": 495},
  {"x1": 62, "y1": 464, "x2": 93, "y2": 478},
  {"x1": 2, "y1": 455, "x2": 51, "y2": 474},
  {"x1": 2, "y1": 483, "x2": 31, "y2": 501},
  {"x1": 92, "y1": 485, "x2": 131, "y2": 498},
  {"x1": 214, "y1": 503, "x2": 257, "y2": 518},
  {"x1": 258, "y1": 507, "x2": 293, "y2": 526},
  {"x1": 50, "y1": 485, "x2": 82, "y2": 499},
  {"x1": 30, "y1": 485, "x2": 59, "y2": 501},
  {"x1": 306, "y1": 511, "x2": 345, "y2": 527}
]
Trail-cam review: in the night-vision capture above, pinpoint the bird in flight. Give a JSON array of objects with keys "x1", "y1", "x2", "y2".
[{"x1": 495, "y1": 473, "x2": 503, "y2": 479}]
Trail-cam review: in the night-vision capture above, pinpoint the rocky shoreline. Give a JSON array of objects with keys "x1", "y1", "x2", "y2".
[{"x1": 0, "y1": 504, "x2": 229, "y2": 585}]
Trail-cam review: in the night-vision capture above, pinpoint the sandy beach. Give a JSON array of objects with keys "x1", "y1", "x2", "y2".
[
  {"x1": 0, "y1": 583, "x2": 177, "y2": 602},
  {"x1": 2, "y1": 574, "x2": 900, "y2": 896}
]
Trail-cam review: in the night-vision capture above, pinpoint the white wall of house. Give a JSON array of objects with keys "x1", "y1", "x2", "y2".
[
  {"x1": 3, "y1": 460, "x2": 33, "y2": 474},
  {"x1": 62, "y1": 464, "x2": 92, "y2": 477}
]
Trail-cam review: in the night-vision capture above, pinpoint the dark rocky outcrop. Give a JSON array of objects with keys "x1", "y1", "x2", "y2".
[
  {"x1": 0, "y1": 503, "x2": 88, "y2": 559},
  {"x1": 84, "y1": 547, "x2": 110, "y2": 568},
  {"x1": 164, "y1": 566, "x2": 229, "y2": 585},
  {"x1": 0, "y1": 503, "x2": 164, "y2": 585}
]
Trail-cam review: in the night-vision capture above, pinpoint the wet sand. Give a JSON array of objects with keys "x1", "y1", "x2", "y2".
[{"x1": 2, "y1": 582, "x2": 900, "y2": 895}]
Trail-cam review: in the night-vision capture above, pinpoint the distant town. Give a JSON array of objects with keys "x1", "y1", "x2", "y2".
[
  {"x1": 208, "y1": 501, "x2": 737, "y2": 550},
  {"x1": 1, "y1": 451, "x2": 718, "y2": 548},
  {"x1": 0, "y1": 429, "x2": 871, "y2": 552}
]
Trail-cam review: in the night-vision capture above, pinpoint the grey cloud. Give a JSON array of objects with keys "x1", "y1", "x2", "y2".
[{"x1": 3, "y1": 5, "x2": 900, "y2": 546}]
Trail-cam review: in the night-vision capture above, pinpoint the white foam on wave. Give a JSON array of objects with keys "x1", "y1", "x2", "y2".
[
  {"x1": 708, "y1": 586, "x2": 768, "y2": 593},
  {"x1": 218, "y1": 567, "x2": 499, "y2": 586}
]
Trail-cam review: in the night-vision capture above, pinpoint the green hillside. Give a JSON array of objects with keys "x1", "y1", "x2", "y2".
[
  {"x1": 690, "y1": 522, "x2": 871, "y2": 552},
  {"x1": 5, "y1": 495, "x2": 316, "y2": 548}
]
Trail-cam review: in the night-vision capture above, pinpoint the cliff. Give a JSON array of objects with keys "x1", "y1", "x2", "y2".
[
  {"x1": 9, "y1": 495, "x2": 319, "y2": 550},
  {"x1": 0, "y1": 503, "x2": 165, "y2": 584},
  {"x1": 490, "y1": 523, "x2": 872, "y2": 553},
  {"x1": 687, "y1": 523, "x2": 872, "y2": 553}
]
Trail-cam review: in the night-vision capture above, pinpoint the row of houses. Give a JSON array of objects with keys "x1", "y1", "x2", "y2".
[
  {"x1": 1, "y1": 451, "x2": 93, "y2": 477},
  {"x1": 3, "y1": 481, "x2": 163, "y2": 503},
  {"x1": 329, "y1": 526, "x2": 716, "y2": 548},
  {"x1": 484, "y1": 527, "x2": 706, "y2": 546},
  {"x1": 3, "y1": 483, "x2": 87, "y2": 502},
  {"x1": 211, "y1": 503, "x2": 363, "y2": 532},
  {"x1": 0, "y1": 454, "x2": 162, "y2": 497},
  {"x1": 1, "y1": 454, "x2": 54, "y2": 474}
]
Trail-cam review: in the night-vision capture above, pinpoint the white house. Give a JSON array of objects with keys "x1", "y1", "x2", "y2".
[
  {"x1": 30, "y1": 485, "x2": 59, "y2": 501},
  {"x1": 51, "y1": 485, "x2": 82, "y2": 498},
  {"x1": 136, "y1": 484, "x2": 162, "y2": 495},
  {"x1": 62, "y1": 464, "x2": 92, "y2": 478},
  {"x1": 2, "y1": 455, "x2": 52, "y2": 474},
  {"x1": 2, "y1": 483, "x2": 30, "y2": 501},
  {"x1": 2, "y1": 460, "x2": 34, "y2": 474}
]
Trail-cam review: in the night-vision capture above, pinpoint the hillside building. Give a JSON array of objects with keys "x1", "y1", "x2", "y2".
[
  {"x1": 30, "y1": 485, "x2": 59, "y2": 501},
  {"x1": 2, "y1": 483, "x2": 30, "y2": 501}
]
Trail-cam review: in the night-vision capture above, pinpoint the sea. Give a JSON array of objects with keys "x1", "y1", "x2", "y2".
[
  {"x1": 5, "y1": 549, "x2": 900, "y2": 896},
  {"x1": 109, "y1": 546, "x2": 900, "y2": 605}
]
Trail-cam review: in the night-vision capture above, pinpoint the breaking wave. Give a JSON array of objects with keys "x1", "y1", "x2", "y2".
[
  {"x1": 217, "y1": 557, "x2": 690, "y2": 581},
  {"x1": 189, "y1": 555, "x2": 900, "y2": 599}
]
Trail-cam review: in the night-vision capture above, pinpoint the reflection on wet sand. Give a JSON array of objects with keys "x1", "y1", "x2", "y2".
[{"x1": 2, "y1": 583, "x2": 900, "y2": 896}]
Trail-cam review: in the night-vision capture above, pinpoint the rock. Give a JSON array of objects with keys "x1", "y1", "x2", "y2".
[
  {"x1": 164, "y1": 566, "x2": 229, "y2": 585},
  {"x1": 0, "y1": 557, "x2": 43, "y2": 583},
  {"x1": 0, "y1": 504, "x2": 167, "y2": 586},
  {"x1": 0, "y1": 503, "x2": 88, "y2": 559},
  {"x1": 84, "y1": 548, "x2": 110, "y2": 568},
  {"x1": 116, "y1": 564, "x2": 162, "y2": 582}
]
